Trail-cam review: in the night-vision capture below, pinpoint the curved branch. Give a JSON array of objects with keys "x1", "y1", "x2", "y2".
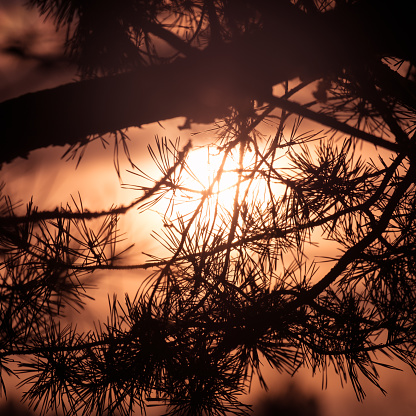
[{"x1": 1, "y1": 0, "x2": 414, "y2": 165}]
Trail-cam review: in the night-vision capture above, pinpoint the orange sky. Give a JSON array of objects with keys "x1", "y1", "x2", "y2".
[{"x1": 1, "y1": 2, "x2": 416, "y2": 416}]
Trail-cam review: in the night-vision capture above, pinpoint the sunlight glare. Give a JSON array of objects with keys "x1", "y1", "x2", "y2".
[
  {"x1": 184, "y1": 146, "x2": 244, "y2": 206},
  {"x1": 175, "y1": 145, "x2": 257, "y2": 214},
  {"x1": 141, "y1": 140, "x2": 286, "y2": 232}
]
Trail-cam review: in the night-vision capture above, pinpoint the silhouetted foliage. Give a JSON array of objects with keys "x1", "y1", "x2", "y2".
[{"x1": 1, "y1": 0, "x2": 416, "y2": 415}]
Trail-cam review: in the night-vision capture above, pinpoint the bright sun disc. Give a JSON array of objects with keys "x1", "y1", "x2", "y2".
[
  {"x1": 148, "y1": 142, "x2": 285, "y2": 227},
  {"x1": 185, "y1": 146, "x2": 244, "y2": 202}
]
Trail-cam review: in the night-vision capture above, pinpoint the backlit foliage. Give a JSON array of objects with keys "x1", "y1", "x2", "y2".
[{"x1": 1, "y1": 0, "x2": 416, "y2": 415}]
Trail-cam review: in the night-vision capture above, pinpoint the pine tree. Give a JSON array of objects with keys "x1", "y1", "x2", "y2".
[{"x1": 1, "y1": 1, "x2": 416, "y2": 415}]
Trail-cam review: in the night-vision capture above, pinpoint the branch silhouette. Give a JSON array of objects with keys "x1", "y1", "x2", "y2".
[
  {"x1": 1, "y1": 0, "x2": 415, "y2": 164},
  {"x1": 2, "y1": 1, "x2": 416, "y2": 415}
]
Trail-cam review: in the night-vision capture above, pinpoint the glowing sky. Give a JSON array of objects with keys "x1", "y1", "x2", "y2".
[{"x1": 1, "y1": 2, "x2": 416, "y2": 415}]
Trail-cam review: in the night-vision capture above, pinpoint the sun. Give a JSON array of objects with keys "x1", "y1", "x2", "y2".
[
  {"x1": 184, "y1": 146, "x2": 244, "y2": 204},
  {"x1": 133, "y1": 138, "x2": 286, "y2": 233},
  {"x1": 172, "y1": 145, "x2": 248, "y2": 212},
  {"x1": 142, "y1": 143, "x2": 251, "y2": 222}
]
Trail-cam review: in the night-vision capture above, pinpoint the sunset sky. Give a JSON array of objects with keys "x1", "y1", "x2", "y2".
[{"x1": 1, "y1": 1, "x2": 416, "y2": 415}]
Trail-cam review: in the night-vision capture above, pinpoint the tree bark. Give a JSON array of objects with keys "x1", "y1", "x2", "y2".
[{"x1": 0, "y1": 0, "x2": 413, "y2": 165}]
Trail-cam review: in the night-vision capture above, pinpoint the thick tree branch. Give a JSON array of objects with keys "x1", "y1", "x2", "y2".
[{"x1": 0, "y1": 0, "x2": 414, "y2": 165}]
